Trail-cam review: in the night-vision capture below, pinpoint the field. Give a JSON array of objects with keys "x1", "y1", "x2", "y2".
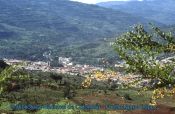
[{"x1": 0, "y1": 80, "x2": 175, "y2": 114}]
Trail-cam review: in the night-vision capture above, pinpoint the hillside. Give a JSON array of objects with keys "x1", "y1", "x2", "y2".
[
  {"x1": 97, "y1": 0, "x2": 175, "y2": 25},
  {"x1": 0, "y1": 0, "x2": 159, "y2": 64}
]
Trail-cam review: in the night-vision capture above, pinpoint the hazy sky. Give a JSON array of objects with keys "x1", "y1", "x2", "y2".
[{"x1": 71, "y1": 0, "x2": 143, "y2": 4}]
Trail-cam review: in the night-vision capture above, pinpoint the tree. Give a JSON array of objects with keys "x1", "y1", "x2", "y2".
[
  {"x1": 0, "y1": 66, "x2": 30, "y2": 100},
  {"x1": 113, "y1": 24, "x2": 175, "y2": 105},
  {"x1": 0, "y1": 60, "x2": 9, "y2": 71}
]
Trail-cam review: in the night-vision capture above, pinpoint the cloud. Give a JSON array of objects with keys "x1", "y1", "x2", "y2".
[{"x1": 71, "y1": 0, "x2": 142, "y2": 4}]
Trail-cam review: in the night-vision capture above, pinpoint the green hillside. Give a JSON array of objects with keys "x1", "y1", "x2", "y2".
[
  {"x1": 0, "y1": 0, "x2": 159, "y2": 64},
  {"x1": 97, "y1": 0, "x2": 175, "y2": 25}
]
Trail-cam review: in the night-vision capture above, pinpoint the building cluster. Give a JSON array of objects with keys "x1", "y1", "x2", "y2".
[
  {"x1": 51, "y1": 64, "x2": 103, "y2": 75},
  {"x1": 109, "y1": 72, "x2": 141, "y2": 85},
  {"x1": 58, "y1": 57, "x2": 73, "y2": 66},
  {"x1": 25, "y1": 61, "x2": 49, "y2": 71},
  {"x1": 4, "y1": 59, "x2": 24, "y2": 65},
  {"x1": 3, "y1": 58, "x2": 103, "y2": 75},
  {"x1": 4, "y1": 59, "x2": 49, "y2": 71},
  {"x1": 3, "y1": 58, "x2": 150, "y2": 87}
]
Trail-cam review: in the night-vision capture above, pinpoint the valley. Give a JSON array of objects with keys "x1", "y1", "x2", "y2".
[{"x1": 0, "y1": 0, "x2": 175, "y2": 114}]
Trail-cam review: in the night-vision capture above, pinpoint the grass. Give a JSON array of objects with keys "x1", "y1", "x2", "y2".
[
  {"x1": 116, "y1": 89, "x2": 152, "y2": 104},
  {"x1": 0, "y1": 69, "x2": 174, "y2": 114},
  {"x1": 0, "y1": 87, "x2": 174, "y2": 114}
]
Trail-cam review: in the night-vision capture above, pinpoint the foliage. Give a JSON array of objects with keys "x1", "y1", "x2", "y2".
[
  {"x1": 81, "y1": 70, "x2": 117, "y2": 88},
  {"x1": 0, "y1": 65, "x2": 30, "y2": 95},
  {"x1": 0, "y1": 60, "x2": 9, "y2": 71},
  {"x1": 113, "y1": 24, "x2": 175, "y2": 105}
]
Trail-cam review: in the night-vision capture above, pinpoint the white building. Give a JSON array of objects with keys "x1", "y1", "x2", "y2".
[{"x1": 58, "y1": 57, "x2": 73, "y2": 66}]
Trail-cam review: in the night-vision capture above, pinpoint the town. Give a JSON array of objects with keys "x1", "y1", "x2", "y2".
[
  {"x1": 3, "y1": 57, "x2": 148, "y2": 88},
  {"x1": 3, "y1": 55, "x2": 173, "y2": 88},
  {"x1": 3, "y1": 57, "x2": 104, "y2": 75}
]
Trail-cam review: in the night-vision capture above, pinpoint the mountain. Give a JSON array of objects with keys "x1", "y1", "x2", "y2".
[
  {"x1": 0, "y1": 0, "x2": 160, "y2": 64},
  {"x1": 97, "y1": 0, "x2": 175, "y2": 25}
]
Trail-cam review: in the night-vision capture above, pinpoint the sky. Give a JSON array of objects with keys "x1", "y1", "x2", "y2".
[{"x1": 71, "y1": 0, "x2": 143, "y2": 4}]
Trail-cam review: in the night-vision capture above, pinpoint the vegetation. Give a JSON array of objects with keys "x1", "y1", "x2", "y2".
[
  {"x1": 0, "y1": 0, "x2": 157, "y2": 65},
  {"x1": 98, "y1": 0, "x2": 175, "y2": 25},
  {"x1": 0, "y1": 66, "x2": 30, "y2": 98},
  {"x1": 0, "y1": 0, "x2": 175, "y2": 113},
  {"x1": 0, "y1": 56, "x2": 175, "y2": 113},
  {"x1": 0, "y1": 60, "x2": 9, "y2": 72},
  {"x1": 113, "y1": 24, "x2": 175, "y2": 105}
]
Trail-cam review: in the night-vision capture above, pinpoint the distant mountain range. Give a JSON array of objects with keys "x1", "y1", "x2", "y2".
[
  {"x1": 0, "y1": 0, "x2": 162, "y2": 64},
  {"x1": 97, "y1": 0, "x2": 175, "y2": 25}
]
